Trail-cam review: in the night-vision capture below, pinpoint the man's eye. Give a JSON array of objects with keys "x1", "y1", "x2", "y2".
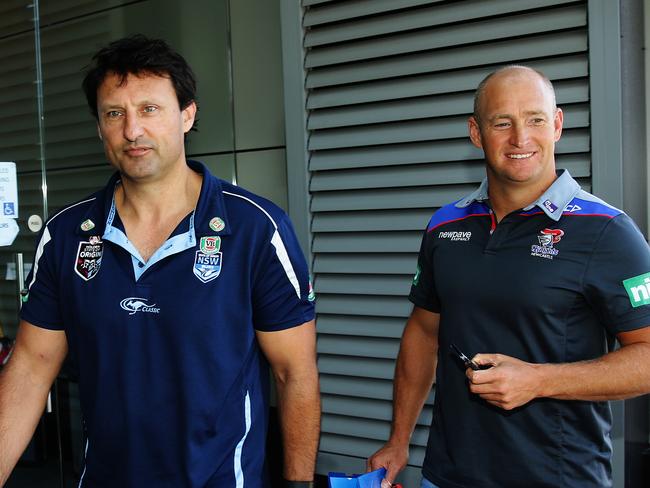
[
  {"x1": 106, "y1": 111, "x2": 122, "y2": 118},
  {"x1": 143, "y1": 106, "x2": 158, "y2": 113},
  {"x1": 494, "y1": 122, "x2": 511, "y2": 128},
  {"x1": 531, "y1": 118, "x2": 545, "y2": 125}
]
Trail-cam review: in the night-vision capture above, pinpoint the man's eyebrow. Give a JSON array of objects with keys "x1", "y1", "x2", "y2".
[
  {"x1": 487, "y1": 110, "x2": 547, "y2": 121},
  {"x1": 99, "y1": 100, "x2": 160, "y2": 110},
  {"x1": 488, "y1": 113, "x2": 513, "y2": 122},
  {"x1": 523, "y1": 110, "x2": 547, "y2": 116}
]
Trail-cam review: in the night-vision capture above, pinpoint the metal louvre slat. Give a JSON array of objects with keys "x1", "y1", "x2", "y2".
[
  {"x1": 319, "y1": 355, "x2": 397, "y2": 379},
  {"x1": 311, "y1": 184, "x2": 478, "y2": 212},
  {"x1": 313, "y1": 231, "x2": 422, "y2": 252},
  {"x1": 320, "y1": 432, "x2": 426, "y2": 466},
  {"x1": 314, "y1": 253, "x2": 417, "y2": 274},
  {"x1": 322, "y1": 394, "x2": 433, "y2": 425},
  {"x1": 320, "y1": 374, "x2": 395, "y2": 400},
  {"x1": 318, "y1": 335, "x2": 400, "y2": 358},
  {"x1": 316, "y1": 274, "x2": 413, "y2": 296},
  {"x1": 318, "y1": 294, "x2": 411, "y2": 318},
  {"x1": 308, "y1": 108, "x2": 588, "y2": 150},
  {"x1": 306, "y1": 30, "x2": 587, "y2": 88},
  {"x1": 303, "y1": 0, "x2": 441, "y2": 26},
  {"x1": 313, "y1": 209, "x2": 435, "y2": 232},
  {"x1": 317, "y1": 314, "x2": 407, "y2": 338},
  {"x1": 322, "y1": 395, "x2": 396, "y2": 421},
  {"x1": 308, "y1": 79, "x2": 588, "y2": 129},
  {"x1": 305, "y1": 0, "x2": 577, "y2": 47},
  {"x1": 310, "y1": 154, "x2": 591, "y2": 192},
  {"x1": 321, "y1": 414, "x2": 430, "y2": 446},
  {"x1": 44, "y1": 123, "x2": 97, "y2": 146},
  {"x1": 309, "y1": 130, "x2": 589, "y2": 171},
  {"x1": 307, "y1": 55, "x2": 588, "y2": 109},
  {"x1": 305, "y1": 5, "x2": 586, "y2": 68}
]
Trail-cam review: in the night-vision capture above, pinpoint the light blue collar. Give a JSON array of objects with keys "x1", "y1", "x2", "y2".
[
  {"x1": 102, "y1": 184, "x2": 197, "y2": 281},
  {"x1": 454, "y1": 169, "x2": 580, "y2": 221}
]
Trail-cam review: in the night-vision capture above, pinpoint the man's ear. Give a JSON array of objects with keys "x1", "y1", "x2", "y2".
[
  {"x1": 553, "y1": 107, "x2": 564, "y2": 142},
  {"x1": 96, "y1": 123, "x2": 103, "y2": 141},
  {"x1": 182, "y1": 101, "x2": 197, "y2": 133},
  {"x1": 468, "y1": 116, "x2": 483, "y2": 149}
]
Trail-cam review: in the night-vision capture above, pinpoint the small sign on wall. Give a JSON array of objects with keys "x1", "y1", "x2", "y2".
[
  {"x1": 0, "y1": 162, "x2": 18, "y2": 218},
  {"x1": 0, "y1": 162, "x2": 19, "y2": 247}
]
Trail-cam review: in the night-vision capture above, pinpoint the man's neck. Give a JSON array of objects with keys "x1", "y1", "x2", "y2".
[
  {"x1": 116, "y1": 161, "x2": 202, "y2": 222},
  {"x1": 114, "y1": 161, "x2": 203, "y2": 262},
  {"x1": 487, "y1": 173, "x2": 557, "y2": 222}
]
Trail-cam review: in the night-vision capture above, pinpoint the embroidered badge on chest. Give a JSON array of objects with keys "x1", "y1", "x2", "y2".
[
  {"x1": 193, "y1": 236, "x2": 223, "y2": 283},
  {"x1": 530, "y1": 228, "x2": 564, "y2": 260},
  {"x1": 74, "y1": 235, "x2": 103, "y2": 281}
]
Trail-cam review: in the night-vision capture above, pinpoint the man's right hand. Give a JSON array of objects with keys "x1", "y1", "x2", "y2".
[{"x1": 367, "y1": 440, "x2": 409, "y2": 488}]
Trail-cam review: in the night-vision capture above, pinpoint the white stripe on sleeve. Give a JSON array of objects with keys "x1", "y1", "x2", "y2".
[{"x1": 27, "y1": 226, "x2": 52, "y2": 290}]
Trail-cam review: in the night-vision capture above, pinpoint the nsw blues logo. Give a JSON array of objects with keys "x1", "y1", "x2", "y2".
[{"x1": 193, "y1": 251, "x2": 222, "y2": 283}]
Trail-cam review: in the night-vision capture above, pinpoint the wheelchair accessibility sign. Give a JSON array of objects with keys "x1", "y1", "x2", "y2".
[
  {"x1": 0, "y1": 163, "x2": 19, "y2": 247},
  {"x1": 0, "y1": 163, "x2": 18, "y2": 218}
]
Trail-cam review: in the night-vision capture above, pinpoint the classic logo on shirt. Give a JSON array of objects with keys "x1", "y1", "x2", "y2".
[
  {"x1": 438, "y1": 231, "x2": 472, "y2": 242},
  {"x1": 623, "y1": 272, "x2": 650, "y2": 308},
  {"x1": 193, "y1": 251, "x2": 222, "y2": 283},
  {"x1": 119, "y1": 297, "x2": 161, "y2": 315},
  {"x1": 74, "y1": 236, "x2": 103, "y2": 281},
  {"x1": 530, "y1": 228, "x2": 564, "y2": 260}
]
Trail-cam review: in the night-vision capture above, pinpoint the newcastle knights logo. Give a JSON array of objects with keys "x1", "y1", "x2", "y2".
[
  {"x1": 193, "y1": 250, "x2": 222, "y2": 283},
  {"x1": 531, "y1": 228, "x2": 565, "y2": 260},
  {"x1": 538, "y1": 228, "x2": 564, "y2": 247},
  {"x1": 74, "y1": 236, "x2": 103, "y2": 281}
]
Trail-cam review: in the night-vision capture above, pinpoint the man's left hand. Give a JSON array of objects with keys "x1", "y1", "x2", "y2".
[{"x1": 466, "y1": 354, "x2": 544, "y2": 410}]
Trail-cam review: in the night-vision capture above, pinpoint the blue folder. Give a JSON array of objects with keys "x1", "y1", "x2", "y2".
[{"x1": 328, "y1": 467, "x2": 386, "y2": 488}]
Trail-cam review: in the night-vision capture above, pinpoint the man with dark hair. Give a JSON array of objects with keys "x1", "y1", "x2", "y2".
[
  {"x1": 368, "y1": 65, "x2": 650, "y2": 487},
  {"x1": 0, "y1": 35, "x2": 320, "y2": 488}
]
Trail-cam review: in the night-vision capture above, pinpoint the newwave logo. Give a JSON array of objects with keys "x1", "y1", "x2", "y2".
[
  {"x1": 119, "y1": 297, "x2": 161, "y2": 315},
  {"x1": 438, "y1": 231, "x2": 471, "y2": 242}
]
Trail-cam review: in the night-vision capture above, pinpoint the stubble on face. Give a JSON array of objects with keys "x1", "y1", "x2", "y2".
[{"x1": 96, "y1": 73, "x2": 192, "y2": 184}]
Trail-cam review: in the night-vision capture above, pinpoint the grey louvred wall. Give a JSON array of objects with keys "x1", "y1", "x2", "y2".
[{"x1": 302, "y1": 0, "x2": 590, "y2": 483}]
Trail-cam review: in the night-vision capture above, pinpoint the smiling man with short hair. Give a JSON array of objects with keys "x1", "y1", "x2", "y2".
[{"x1": 368, "y1": 65, "x2": 650, "y2": 488}]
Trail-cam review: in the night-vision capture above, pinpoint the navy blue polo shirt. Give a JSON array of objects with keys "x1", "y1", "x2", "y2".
[
  {"x1": 21, "y1": 161, "x2": 315, "y2": 488},
  {"x1": 410, "y1": 170, "x2": 650, "y2": 488}
]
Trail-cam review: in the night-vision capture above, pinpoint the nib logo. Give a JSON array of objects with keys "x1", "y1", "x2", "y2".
[
  {"x1": 623, "y1": 273, "x2": 650, "y2": 308},
  {"x1": 119, "y1": 297, "x2": 161, "y2": 315}
]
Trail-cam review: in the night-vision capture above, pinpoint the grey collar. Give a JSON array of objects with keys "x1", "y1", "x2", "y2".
[{"x1": 455, "y1": 169, "x2": 581, "y2": 221}]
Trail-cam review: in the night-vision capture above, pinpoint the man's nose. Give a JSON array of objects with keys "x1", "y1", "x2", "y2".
[
  {"x1": 123, "y1": 113, "x2": 144, "y2": 142},
  {"x1": 509, "y1": 124, "x2": 529, "y2": 147}
]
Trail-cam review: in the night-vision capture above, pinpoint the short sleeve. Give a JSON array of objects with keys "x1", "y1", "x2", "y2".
[
  {"x1": 251, "y1": 214, "x2": 315, "y2": 331},
  {"x1": 409, "y1": 227, "x2": 440, "y2": 313},
  {"x1": 20, "y1": 226, "x2": 64, "y2": 330},
  {"x1": 583, "y1": 213, "x2": 650, "y2": 334}
]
